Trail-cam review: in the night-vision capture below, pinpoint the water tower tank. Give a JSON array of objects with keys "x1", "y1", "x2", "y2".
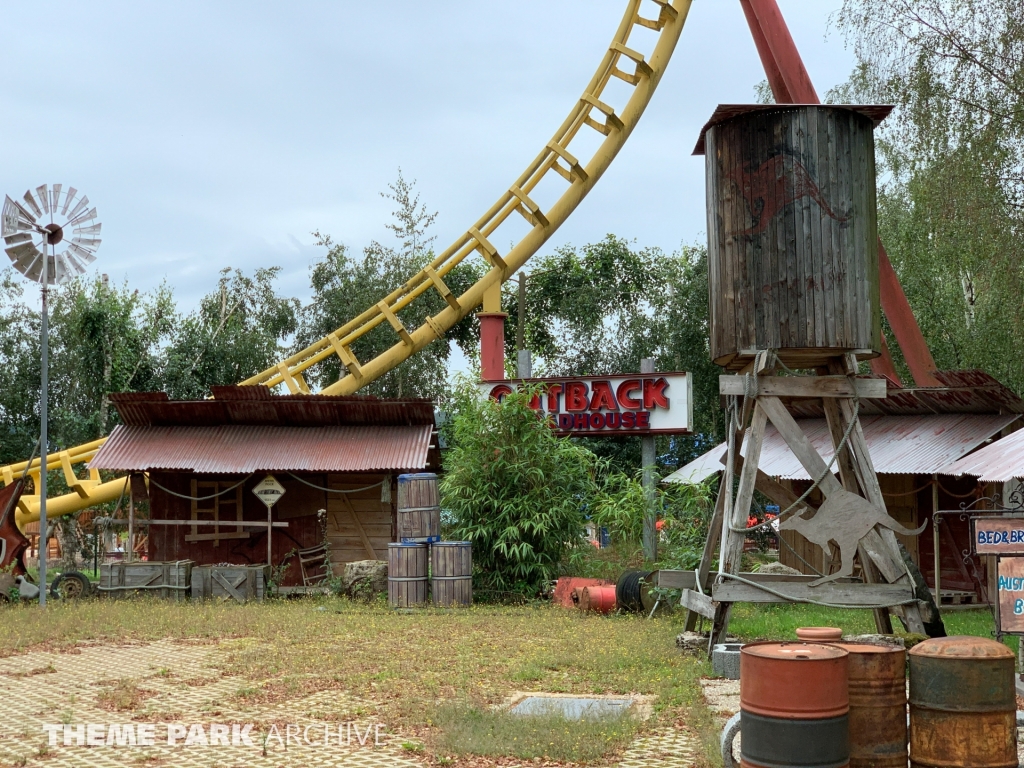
[{"x1": 695, "y1": 104, "x2": 892, "y2": 371}]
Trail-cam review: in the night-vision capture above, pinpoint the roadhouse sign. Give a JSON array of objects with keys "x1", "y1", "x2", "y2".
[{"x1": 481, "y1": 373, "x2": 692, "y2": 436}]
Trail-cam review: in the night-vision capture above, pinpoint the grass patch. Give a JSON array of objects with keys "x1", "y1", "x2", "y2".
[
  {"x1": 0, "y1": 598, "x2": 722, "y2": 763},
  {"x1": 728, "y1": 603, "x2": 1016, "y2": 652},
  {"x1": 96, "y1": 678, "x2": 152, "y2": 711},
  {"x1": 435, "y1": 702, "x2": 639, "y2": 763}
]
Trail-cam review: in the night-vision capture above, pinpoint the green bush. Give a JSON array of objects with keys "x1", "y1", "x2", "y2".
[{"x1": 441, "y1": 381, "x2": 601, "y2": 597}]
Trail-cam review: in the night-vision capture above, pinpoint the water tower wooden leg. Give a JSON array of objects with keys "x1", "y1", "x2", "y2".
[
  {"x1": 711, "y1": 403, "x2": 769, "y2": 646},
  {"x1": 685, "y1": 479, "x2": 726, "y2": 632}
]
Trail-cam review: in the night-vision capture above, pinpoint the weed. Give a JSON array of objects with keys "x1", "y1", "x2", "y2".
[
  {"x1": 401, "y1": 741, "x2": 425, "y2": 752},
  {"x1": 96, "y1": 678, "x2": 151, "y2": 711}
]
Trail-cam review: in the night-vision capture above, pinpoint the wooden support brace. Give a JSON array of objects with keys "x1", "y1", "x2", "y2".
[
  {"x1": 341, "y1": 494, "x2": 377, "y2": 560},
  {"x1": 468, "y1": 226, "x2": 506, "y2": 269},
  {"x1": 610, "y1": 42, "x2": 653, "y2": 83},
  {"x1": 328, "y1": 332, "x2": 362, "y2": 379},
  {"x1": 719, "y1": 375, "x2": 886, "y2": 399},
  {"x1": 581, "y1": 93, "x2": 624, "y2": 134},
  {"x1": 546, "y1": 141, "x2": 589, "y2": 183},
  {"x1": 509, "y1": 186, "x2": 550, "y2": 228},
  {"x1": 423, "y1": 265, "x2": 461, "y2": 311},
  {"x1": 682, "y1": 589, "x2": 717, "y2": 620},
  {"x1": 714, "y1": 580, "x2": 914, "y2": 607},
  {"x1": 376, "y1": 301, "x2": 414, "y2": 346},
  {"x1": 276, "y1": 362, "x2": 310, "y2": 394}
]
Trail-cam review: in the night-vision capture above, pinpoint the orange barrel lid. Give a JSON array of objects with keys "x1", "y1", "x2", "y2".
[
  {"x1": 741, "y1": 642, "x2": 849, "y2": 719},
  {"x1": 796, "y1": 626, "x2": 843, "y2": 642}
]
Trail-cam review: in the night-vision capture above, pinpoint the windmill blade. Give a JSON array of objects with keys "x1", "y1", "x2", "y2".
[
  {"x1": 72, "y1": 222, "x2": 102, "y2": 236},
  {"x1": 60, "y1": 187, "x2": 77, "y2": 216},
  {"x1": 67, "y1": 242, "x2": 97, "y2": 264},
  {"x1": 35, "y1": 185, "x2": 50, "y2": 215},
  {"x1": 51, "y1": 184, "x2": 62, "y2": 214},
  {"x1": 6, "y1": 242, "x2": 43, "y2": 279},
  {"x1": 51, "y1": 254, "x2": 68, "y2": 285},
  {"x1": 71, "y1": 235, "x2": 101, "y2": 249},
  {"x1": 67, "y1": 207, "x2": 97, "y2": 227},
  {"x1": 3, "y1": 196, "x2": 37, "y2": 235},
  {"x1": 61, "y1": 249, "x2": 90, "y2": 276},
  {"x1": 66, "y1": 195, "x2": 89, "y2": 221},
  {"x1": 22, "y1": 190, "x2": 42, "y2": 218},
  {"x1": 3, "y1": 232, "x2": 33, "y2": 246}
]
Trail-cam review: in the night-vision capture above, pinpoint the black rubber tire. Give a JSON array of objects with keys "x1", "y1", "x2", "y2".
[
  {"x1": 50, "y1": 571, "x2": 92, "y2": 600},
  {"x1": 616, "y1": 570, "x2": 651, "y2": 613}
]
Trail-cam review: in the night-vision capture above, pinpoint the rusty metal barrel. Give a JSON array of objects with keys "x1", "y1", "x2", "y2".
[
  {"x1": 397, "y1": 473, "x2": 441, "y2": 543},
  {"x1": 909, "y1": 636, "x2": 1017, "y2": 768},
  {"x1": 740, "y1": 642, "x2": 850, "y2": 768},
  {"x1": 836, "y1": 643, "x2": 908, "y2": 768},
  {"x1": 430, "y1": 541, "x2": 472, "y2": 607},
  {"x1": 387, "y1": 543, "x2": 428, "y2": 607}
]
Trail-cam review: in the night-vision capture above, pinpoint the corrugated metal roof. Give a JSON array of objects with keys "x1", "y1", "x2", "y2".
[
  {"x1": 693, "y1": 103, "x2": 893, "y2": 155},
  {"x1": 664, "y1": 414, "x2": 1017, "y2": 485},
  {"x1": 109, "y1": 388, "x2": 436, "y2": 428},
  {"x1": 89, "y1": 424, "x2": 436, "y2": 473},
  {"x1": 939, "y1": 426, "x2": 1024, "y2": 482}
]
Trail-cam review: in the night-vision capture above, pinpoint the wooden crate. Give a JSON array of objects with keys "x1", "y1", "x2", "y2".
[
  {"x1": 99, "y1": 561, "x2": 193, "y2": 601},
  {"x1": 191, "y1": 565, "x2": 270, "y2": 604}
]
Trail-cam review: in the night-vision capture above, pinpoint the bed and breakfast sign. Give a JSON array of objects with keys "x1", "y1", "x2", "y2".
[{"x1": 974, "y1": 517, "x2": 1024, "y2": 634}]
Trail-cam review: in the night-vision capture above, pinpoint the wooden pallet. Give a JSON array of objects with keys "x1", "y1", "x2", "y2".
[{"x1": 940, "y1": 589, "x2": 977, "y2": 606}]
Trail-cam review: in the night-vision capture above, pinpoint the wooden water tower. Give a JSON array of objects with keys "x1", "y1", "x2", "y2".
[
  {"x1": 695, "y1": 104, "x2": 891, "y2": 371},
  {"x1": 686, "y1": 104, "x2": 937, "y2": 646}
]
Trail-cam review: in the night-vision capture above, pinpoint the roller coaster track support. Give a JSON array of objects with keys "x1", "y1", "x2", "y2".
[{"x1": 3, "y1": 0, "x2": 694, "y2": 529}]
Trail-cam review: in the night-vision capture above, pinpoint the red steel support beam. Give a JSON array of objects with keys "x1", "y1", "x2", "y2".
[
  {"x1": 478, "y1": 312, "x2": 508, "y2": 381},
  {"x1": 739, "y1": 0, "x2": 941, "y2": 387}
]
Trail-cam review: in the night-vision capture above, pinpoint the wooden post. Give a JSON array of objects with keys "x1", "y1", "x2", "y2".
[
  {"x1": 127, "y1": 488, "x2": 135, "y2": 564},
  {"x1": 641, "y1": 358, "x2": 657, "y2": 562},
  {"x1": 932, "y1": 476, "x2": 940, "y2": 605},
  {"x1": 685, "y1": 477, "x2": 727, "y2": 631}
]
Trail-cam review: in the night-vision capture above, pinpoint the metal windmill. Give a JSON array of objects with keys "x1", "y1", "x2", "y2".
[{"x1": 1, "y1": 185, "x2": 101, "y2": 606}]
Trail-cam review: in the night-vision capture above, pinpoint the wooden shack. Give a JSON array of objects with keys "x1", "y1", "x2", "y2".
[
  {"x1": 89, "y1": 387, "x2": 440, "y2": 589},
  {"x1": 665, "y1": 370, "x2": 1024, "y2": 604}
]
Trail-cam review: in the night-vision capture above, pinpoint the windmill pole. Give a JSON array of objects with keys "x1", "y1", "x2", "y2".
[{"x1": 38, "y1": 246, "x2": 49, "y2": 607}]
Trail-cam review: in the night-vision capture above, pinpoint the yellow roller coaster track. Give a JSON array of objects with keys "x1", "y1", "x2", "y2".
[{"x1": 3, "y1": 0, "x2": 693, "y2": 530}]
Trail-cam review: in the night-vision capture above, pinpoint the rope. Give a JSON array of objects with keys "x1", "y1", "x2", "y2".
[
  {"x1": 285, "y1": 473, "x2": 384, "y2": 495},
  {"x1": 145, "y1": 474, "x2": 252, "y2": 501},
  {"x1": 882, "y1": 481, "x2": 935, "y2": 497},
  {"x1": 775, "y1": 530, "x2": 825, "y2": 577},
  {"x1": 935, "y1": 478, "x2": 983, "y2": 499},
  {"x1": 729, "y1": 394, "x2": 861, "y2": 534},
  {"x1": 718, "y1": 571, "x2": 919, "y2": 610}
]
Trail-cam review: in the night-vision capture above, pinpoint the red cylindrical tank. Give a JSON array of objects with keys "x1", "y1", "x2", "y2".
[
  {"x1": 579, "y1": 585, "x2": 616, "y2": 613},
  {"x1": 740, "y1": 642, "x2": 850, "y2": 768},
  {"x1": 835, "y1": 643, "x2": 907, "y2": 768}
]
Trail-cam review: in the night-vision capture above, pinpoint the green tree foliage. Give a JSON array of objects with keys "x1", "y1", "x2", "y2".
[
  {"x1": 507, "y1": 236, "x2": 723, "y2": 471},
  {"x1": 49, "y1": 275, "x2": 176, "y2": 445},
  {"x1": 159, "y1": 267, "x2": 299, "y2": 399},
  {"x1": 834, "y1": 0, "x2": 1024, "y2": 390},
  {"x1": 295, "y1": 172, "x2": 481, "y2": 399},
  {"x1": 0, "y1": 269, "x2": 40, "y2": 464},
  {"x1": 440, "y1": 382, "x2": 601, "y2": 596}
]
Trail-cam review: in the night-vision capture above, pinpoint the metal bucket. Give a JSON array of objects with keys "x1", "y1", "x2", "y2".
[
  {"x1": 740, "y1": 642, "x2": 850, "y2": 768},
  {"x1": 909, "y1": 636, "x2": 1016, "y2": 768},
  {"x1": 836, "y1": 643, "x2": 907, "y2": 768}
]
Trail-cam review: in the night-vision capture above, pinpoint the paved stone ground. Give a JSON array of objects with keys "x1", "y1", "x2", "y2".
[{"x1": 0, "y1": 641, "x2": 700, "y2": 768}]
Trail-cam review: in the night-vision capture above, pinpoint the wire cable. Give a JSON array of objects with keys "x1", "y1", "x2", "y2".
[{"x1": 145, "y1": 473, "x2": 252, "y2": 501}]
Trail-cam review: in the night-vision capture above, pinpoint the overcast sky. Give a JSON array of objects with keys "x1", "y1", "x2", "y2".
[{"x1": 1, "y1": 1, "x2": 856, "y2": 317}]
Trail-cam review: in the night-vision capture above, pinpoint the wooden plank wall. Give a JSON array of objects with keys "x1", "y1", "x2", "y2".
[{"x1": 324, "y1": 473, "x2": 396, "y2": 574}]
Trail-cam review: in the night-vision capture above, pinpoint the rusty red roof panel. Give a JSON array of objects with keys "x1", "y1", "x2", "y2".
[
  {"x1": 939, "y1": 426, "x2": 1024, "y2": 482},
  {"x1": 664, "y1": 414, "x2": 1017, "y2": 484},
  {"x1": 109, "y1": 389, "x2": 436, "y2": 428},
  {"x1": 89, "y1": 424, "x2": 436, "y2": 473}
]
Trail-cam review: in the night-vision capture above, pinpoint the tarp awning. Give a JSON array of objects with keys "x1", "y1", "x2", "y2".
[
  {"x1": 663, "y1": 414, "x2": 1017, "y2": 485},
  {"x1": 90, "y1": 424, "x2": 436, "y2": 474}
]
